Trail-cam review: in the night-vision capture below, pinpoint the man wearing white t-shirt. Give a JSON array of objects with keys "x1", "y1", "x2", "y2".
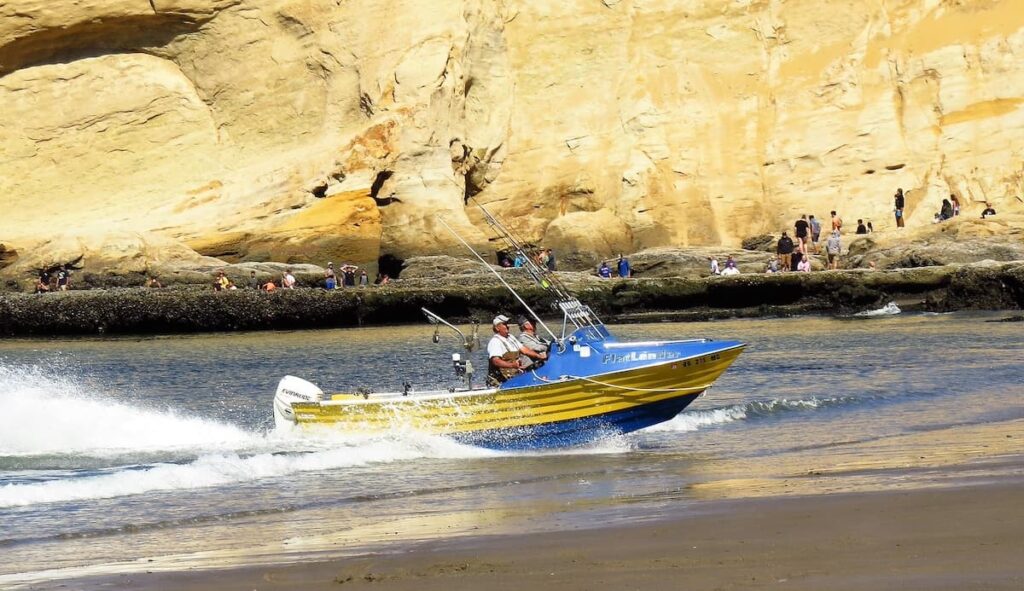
[{"x1": 487, "y1": 315, "x2": 544, "y2": 385}]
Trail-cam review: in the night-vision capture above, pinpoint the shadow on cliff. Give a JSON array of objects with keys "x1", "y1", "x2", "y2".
[{"x1": 2, "y1": 15, "x2": 206, "y2": 76}]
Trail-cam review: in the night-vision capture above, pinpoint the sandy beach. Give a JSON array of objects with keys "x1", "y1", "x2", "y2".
[{"x1": 72, "y1": 479, "x2": 1024, "y2": 591}]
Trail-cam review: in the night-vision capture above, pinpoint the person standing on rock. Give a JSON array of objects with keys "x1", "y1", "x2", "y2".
[
  {"x1": 359, "y1": 270, "x2": 369, "y2": 287},
  {"x1": 776, "y1": 232, "x2": 794, "y2": 271},
  {"x1": 831, "y1": 211, "x2": 843, "y2": 233},
  {"x1": 342, "y1": 265, "x2": 357, "y2": 287},
  {"x1": 56, "y1": 266, "x2": 70, "y2": 291},
  {"x1": 282, "y1": 269, "x2": 296, "y2": 289},
  {"x1": 324, "y1": 262, "x2": 336, "y2": 290},
  {"x1": 951, "y1": 194, "x2": 961, "y2": 216},
  {"x1": 826, "y1": 230, "x2": 842, "y2": 270},
  {"x1": 794, "y1": 215, "x2": 810, "y2": 251},
  {"x1": 617, "y1": 254, "x2": 631, "y2": 278},
  {"x1": 248, "y1": 270, "x2": 260, "y2": 290},
  {"x1": 709, "y1": 256, "x2": 721, "y2": 275},
  {"x1": 809, "y1": 215, "x2": 822, "y2": 252},
  {"x1": 894, "y1": 189, "x2": 905, "y2": 228},
  {"x1": 545, "y1": 248, "x2": 556, "y2": 271}
]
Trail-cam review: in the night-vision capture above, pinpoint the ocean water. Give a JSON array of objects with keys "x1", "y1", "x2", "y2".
[{"x1": 1, "y1": 311, "x2": 1023, "y2": 586}]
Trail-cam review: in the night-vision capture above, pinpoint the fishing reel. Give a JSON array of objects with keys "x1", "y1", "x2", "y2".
[{"x1": 452, "y1": 353, "x2": 474, "y2": 389}]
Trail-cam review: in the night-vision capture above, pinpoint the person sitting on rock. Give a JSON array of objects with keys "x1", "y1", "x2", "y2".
[
  {"x1": 721, "y1": 258, "x2": 740, "y2": 276},
  {"x1": 35, "y1": 270, "x2": 51, "y2": 293},
  {"x1": 856, "y1": 219, "x2": 868, "y2": 234},
  {"x1": 765, "y1": 256, "x2": 779, "y2": 274},
  {"x1": 598, "y1": 261, "x2": 612, "y2": 278},
  {"x1": 939, "y1": 199, "x2": 954, "y2": 221},
  {"x1": 263, "y1": 279, "x2": 277, "y2": 292},
  {"x1": 982, "y1": 203, "x2": 997, "y2": 218},
  {"x1": 146, "y1": 277, "x2": 162, "y2": 288}
]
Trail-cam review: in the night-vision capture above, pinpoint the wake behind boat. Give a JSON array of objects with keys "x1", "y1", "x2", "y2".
[{"x1": 273, "y1": 202, "x2": 745, "y2": 449}]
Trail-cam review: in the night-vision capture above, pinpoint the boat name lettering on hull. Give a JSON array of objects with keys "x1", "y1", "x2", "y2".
[{"x1": 602, "y1": 351, "x2": 680, "y2": 364}]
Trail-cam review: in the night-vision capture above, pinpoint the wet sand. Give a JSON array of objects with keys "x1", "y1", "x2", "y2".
[{"x1": 72, "y1": 479, "x2": 1023, "y2": 591}]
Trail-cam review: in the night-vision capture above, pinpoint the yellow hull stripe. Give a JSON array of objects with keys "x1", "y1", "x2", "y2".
[{"x1": 293, "y1": 347, "x2": 742, "y2": 434}]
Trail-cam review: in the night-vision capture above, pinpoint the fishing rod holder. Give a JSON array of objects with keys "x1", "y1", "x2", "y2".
[{"x1": 452, "y1": 353, "x2": 474, "y2": 389}]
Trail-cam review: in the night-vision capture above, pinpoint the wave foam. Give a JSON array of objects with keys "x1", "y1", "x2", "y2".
[
  {"x1": 0, "y1": 431, "x2": 494, "y2": 508},
  {"x1": 854, "y1": 302, "x2": 902, "y2": 317},
  {"x1": 0, "y1": 365, "x2": 258, "y2": 457},
  {"x1": 646, "y1": 394, "x2": 860, "y2": 433}
]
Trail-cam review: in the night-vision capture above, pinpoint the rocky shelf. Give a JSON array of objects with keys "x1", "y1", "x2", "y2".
[{"x1": 1, "y1": 262, "x2": 1021, "y2": 336}]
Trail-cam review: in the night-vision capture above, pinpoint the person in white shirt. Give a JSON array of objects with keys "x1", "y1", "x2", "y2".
[
  {"x1": 282, "y1": 269, "x2": 297, "y2": 289},
  {"x1": 709, "y1": 257, "x2": 720, "y2": 275},
  {"x1": 487, "y1": 315, "x2": 544, "y2": 385}
]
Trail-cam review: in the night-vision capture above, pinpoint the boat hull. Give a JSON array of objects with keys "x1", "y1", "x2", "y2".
[{"x1": 286, "y1": 343, "x2": 743, "y2": 449}]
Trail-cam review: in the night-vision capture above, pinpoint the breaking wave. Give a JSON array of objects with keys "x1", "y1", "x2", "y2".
[{"x1": 0, "y1": 365, "x2": 494, "y2": 508}]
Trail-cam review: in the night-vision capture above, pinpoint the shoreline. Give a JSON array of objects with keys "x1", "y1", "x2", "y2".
[
  {"x1": 1, "y1": 262, "x2": 1022, "y2": 336},
  {"x1": 38, "y1": 478, "x2": 1024, "y2": 591}
]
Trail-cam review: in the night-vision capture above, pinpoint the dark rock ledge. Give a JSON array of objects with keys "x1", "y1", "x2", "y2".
[{"x1": 0, "y1": 262, "x2": 1021, "y2": 336}]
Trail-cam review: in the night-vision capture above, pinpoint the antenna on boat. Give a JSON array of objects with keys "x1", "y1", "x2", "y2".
[
  {"x1": 437, "y1": 218, "x2": 562, "y2": 345},
  {"x1": 464, "y1": 197, "x2": 607, "y2": 341}
]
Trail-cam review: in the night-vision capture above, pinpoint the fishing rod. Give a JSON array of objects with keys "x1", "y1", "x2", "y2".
[
  {"x1": 468, "y1": 197, "x2": 606, "y2": 336},
  {"x1": 438, "y1": 217, "x2": 562, "y2": 346}
]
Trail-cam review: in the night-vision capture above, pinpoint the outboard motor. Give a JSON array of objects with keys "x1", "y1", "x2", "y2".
[{"x1": 273, "y1": 375, "x2": 324, "y2": 429}]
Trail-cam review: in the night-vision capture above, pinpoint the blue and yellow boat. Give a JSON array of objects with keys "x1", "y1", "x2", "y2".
[
  {"x1": 272, "y1": 202, "x2": 744, "y2": 449},
  {"x1": 274, "y1": 330, "x2": 742, "y2": 449}
]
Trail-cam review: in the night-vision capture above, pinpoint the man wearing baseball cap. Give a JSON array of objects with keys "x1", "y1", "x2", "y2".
[{"x1": 487, "y1": 314, "x2": 545, "y2": 385}]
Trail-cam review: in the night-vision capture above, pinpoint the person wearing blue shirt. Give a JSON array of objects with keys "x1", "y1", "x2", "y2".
[
  {"x1": 598, "y1": 261, "x2": 612, "y2": 278},
  {"x1": 617, "y1": 254, "x2": 631, "y2": 278}
]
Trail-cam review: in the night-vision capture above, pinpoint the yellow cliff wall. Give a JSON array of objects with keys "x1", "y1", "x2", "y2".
[{"x1": 0, "y1": 0, "x2": 1022, "y2": 274}]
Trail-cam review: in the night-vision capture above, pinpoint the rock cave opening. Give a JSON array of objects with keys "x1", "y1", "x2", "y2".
[{"x1": 377, "y1": 254, "x2": 404, "y2": 280}]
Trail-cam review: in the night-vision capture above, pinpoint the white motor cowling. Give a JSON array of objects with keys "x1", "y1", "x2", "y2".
[{"x1": 273, "y1": 375, "x2": 324, "y2": 429}]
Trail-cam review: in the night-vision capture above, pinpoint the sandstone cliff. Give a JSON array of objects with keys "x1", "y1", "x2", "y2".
[{"x1": 1, "y1": 0, "x2": 1023, "y2": 284}]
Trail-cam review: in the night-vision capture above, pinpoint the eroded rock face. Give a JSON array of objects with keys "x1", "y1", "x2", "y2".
[{"x1": 1, "y1": 0, "x2": 1023, "y2": 285}]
